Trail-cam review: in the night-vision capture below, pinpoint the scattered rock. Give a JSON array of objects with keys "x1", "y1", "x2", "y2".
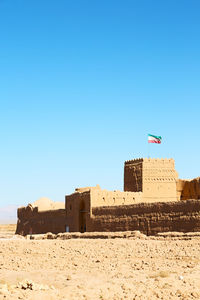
[
  {"x1": 17, "y1": 280, "x2": 52, "y2": 291},
  {"x1": 46, "y1": 232, "x2": 56, "y2": 239},
  {"x1": 0, "y1": 284, "x2": 9, "y2": 295}
]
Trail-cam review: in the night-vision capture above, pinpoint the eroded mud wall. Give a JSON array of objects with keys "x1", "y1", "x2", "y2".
[
  {"x1": 88, "y1": 200, "x2": 200, "y2": 235},
  {"x1": 178, "y1": 178, "x2": 200, "y2": 200},
  {"x1": 16, "y1": 205, "x2": 66, "y2": 235}
]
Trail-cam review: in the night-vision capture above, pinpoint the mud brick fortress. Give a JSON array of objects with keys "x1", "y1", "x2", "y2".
[{"x1": 16, "y1": 158, "x2": 200, "y2": 235}]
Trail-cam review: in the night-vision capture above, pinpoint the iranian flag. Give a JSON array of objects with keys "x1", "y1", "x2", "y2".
[{"x1": 148, "y1": 134, "x2": 162, "y2": 144}]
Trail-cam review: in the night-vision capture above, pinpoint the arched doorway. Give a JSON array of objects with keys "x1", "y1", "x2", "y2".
[{"x1": 79, "y1": 200, "x2": 87, "y2": 233}]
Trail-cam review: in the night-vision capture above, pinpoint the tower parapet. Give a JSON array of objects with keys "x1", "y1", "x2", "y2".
[{"x1": 124, "y1": 158, "x2": 178, "y2": 202}]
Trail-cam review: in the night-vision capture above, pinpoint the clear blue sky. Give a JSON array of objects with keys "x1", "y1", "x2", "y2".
[{"x1": 0, "y1": 0, "x2": 200, "y2": 220}]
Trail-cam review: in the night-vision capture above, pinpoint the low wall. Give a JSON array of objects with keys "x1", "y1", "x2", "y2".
[
  {"x1": 16, "y1": 205, "x2": 66, "y2": 236},
  {"x1": 88, "y1": 200, "x2": 200, "y2": 235}
]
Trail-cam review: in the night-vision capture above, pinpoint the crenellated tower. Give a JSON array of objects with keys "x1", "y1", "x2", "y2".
[{"x1": 124, "y1": 158, "x2": 178, "y2": 202}]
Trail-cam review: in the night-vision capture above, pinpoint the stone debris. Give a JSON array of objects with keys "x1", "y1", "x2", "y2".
[
  {"x1": 26, "y1": 230, "x2": 200, "y2": 240},
  {"x1": 27, "y1": 230, "x2": 147, "y2": 240},
  {"x1": 16, "y1": 280, "x2": 54, "y2": 291},
  {"x1": 46, "y1": 232, "x2": 56, "y2": 239},
  {"x1": 156, "y1": 231, "x2": 200, "y2": 238},
  {"x1": 0, "y1": 280, "x2": 56, "y2": 297}
]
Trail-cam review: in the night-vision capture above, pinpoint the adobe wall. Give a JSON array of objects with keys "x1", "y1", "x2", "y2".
[
  {"x1": 87, "y1": 200, "x2": 200, "y2": 235},
  {"x1": 65, "y1": 186, "x2": 144, "y2": 233},
  {"x1": 177, "y1": 178, "x2": 200, "y2": 200},
  {"x1": 90, "y1": 188, "x2": 143, "y2": 208},
  {"x1": 176, "y1": 179, "x2": 186, "y2": 200},
  {"x1": 65, "y1": 191, "x2": 91, "y2": 232},
  {"x1": 16, "y1": 205, "x2": 66, "y2": 236},
  {"x1": 124, "y1": 159, "x2": 143, "y2": 192},
  {"x1": 124, "y1": 158, "x2": 178, "y2": 203},
  {"x1": 142, "y1": 158, "x2": 178, "y2": 202}
]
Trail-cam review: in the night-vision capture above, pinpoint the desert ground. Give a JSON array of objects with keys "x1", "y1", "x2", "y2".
[
  {"x1": 0, "y1": 225, "x2": 16, "y2": 239},
  {"x1": 0, "y1": 230, "x2": 200, "y2": 300}
]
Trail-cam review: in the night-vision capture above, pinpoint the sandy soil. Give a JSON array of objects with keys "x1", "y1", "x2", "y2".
[
  {"x1": 0, "y1": 235, "x2": 200, "y2": 300},
  {"x1": 0, "y1": 225, "x2": 16, "y2": 239}
]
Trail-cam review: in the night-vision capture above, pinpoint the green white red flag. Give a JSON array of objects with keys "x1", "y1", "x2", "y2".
[{"x1": 148, "y1": 134, "x2": 162, "y2": 144}]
